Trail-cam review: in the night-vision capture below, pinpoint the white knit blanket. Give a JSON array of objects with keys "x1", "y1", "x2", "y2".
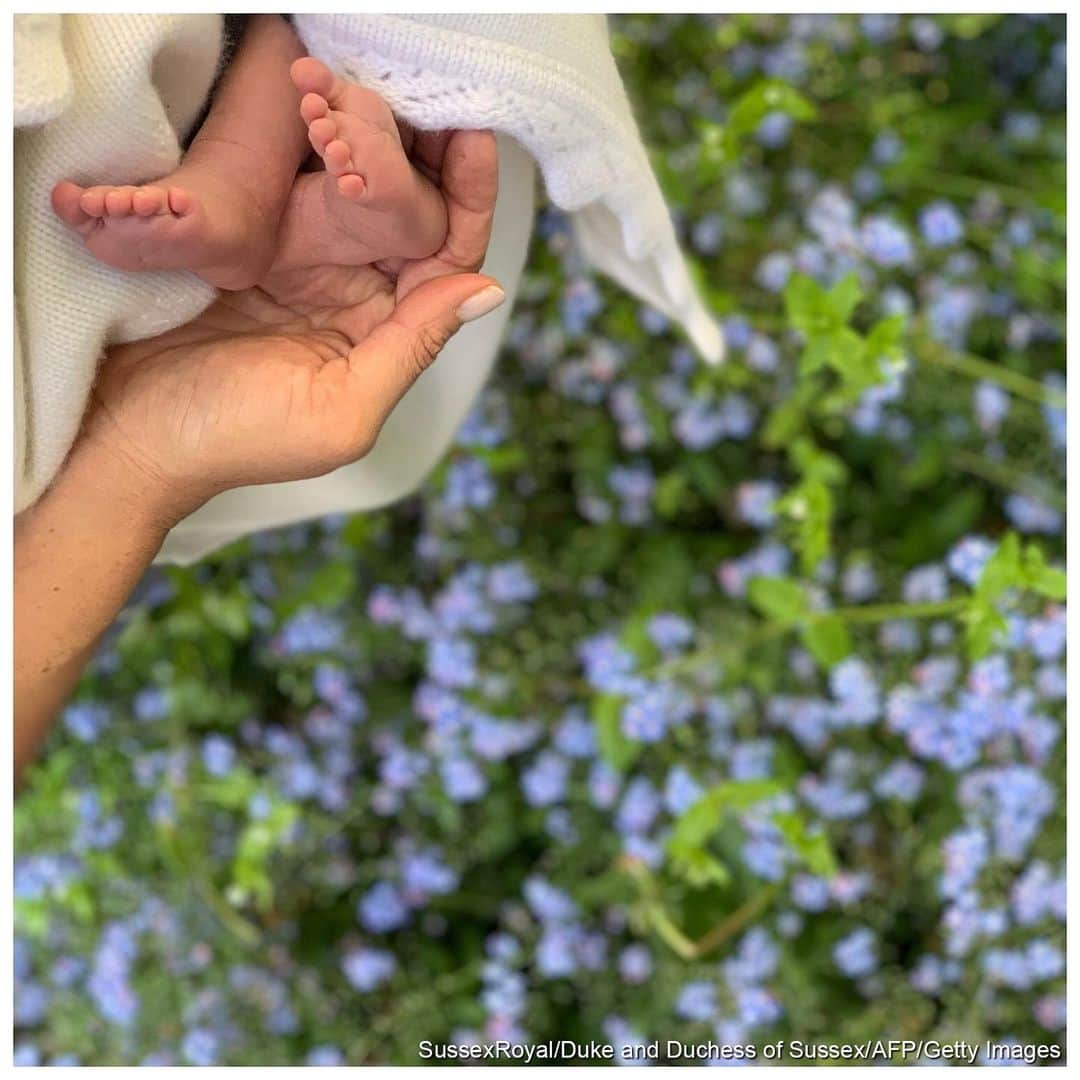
[{"x1": 14, "y1": 13, "x2": 722, "y2": 527}]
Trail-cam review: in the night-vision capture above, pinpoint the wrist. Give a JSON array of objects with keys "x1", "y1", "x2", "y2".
[{"x1": 54, "y1": 424, "x2": 213, "y2": 539}]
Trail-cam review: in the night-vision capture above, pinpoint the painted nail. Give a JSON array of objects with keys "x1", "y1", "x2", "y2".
[{"x1": 456, "y1": 284, "x2": 506, "y2": 323}]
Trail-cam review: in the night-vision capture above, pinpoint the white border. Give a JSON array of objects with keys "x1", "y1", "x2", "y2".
[{"x1": 4, "y1": 4, "x2": 1071, "y2": 1076}]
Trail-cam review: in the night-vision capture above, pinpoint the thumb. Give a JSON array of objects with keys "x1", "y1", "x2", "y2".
[{"x1": 344, "y1": 272, "x2": 506, "y2": 444}]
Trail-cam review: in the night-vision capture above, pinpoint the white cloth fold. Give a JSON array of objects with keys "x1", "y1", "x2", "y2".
[
  {"x1": 14, "y1": 13, "x2": 223, "y2": 515},
  {"x1": 14, "y1": 13, "x2": 723, "y2": 558}
]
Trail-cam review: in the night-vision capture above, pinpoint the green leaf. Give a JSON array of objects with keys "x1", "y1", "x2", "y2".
[
  {"x1": 199, "y1": 767, "x2": 258, "y2": 810},
  {"x1": 1031, "y1": 567, "x2": 1066, "y2": 601},
  {"x1": 1022, "y1": 544, "x2": 1066, "y2": 600},
  {"x1": 941, "y1": 13, "x2": 1001, "y2": 38},
  {"x1": 63, "y1": 881, "x2": 97, "y2": 924},
  {"x1": 669, "y1": 847, "x2": 732, "y2": 888},
  {"x1": 340, "y1": 513, "x2": 377, "y2": 550},
  {"x1": 785, "y1": 273, "x2": 862, "y2": 341},
  {"x1": 865, "y1": 314, "x2": 906, "y2": 358},
  {"x1": 801, "y1": 615, "x2": 853, "y2": 670},
  {"x1": 825, "y1": 273, "x2": 863, "y2": 324},
  {"x1": 275, "y1": 562, "x2": 358, "y2": 620},
  {"x1": 964, "y1": 597, "x2": 1007, "y2": 660},
  {"x1": 15, "y1": 898, "x2": 50, "y2": 939},
  {"x1": 784, "y1": 270, "x2": 899, "y2": 413},
  {"x1": 697, "y1": 121, "x2": 730, "y2": 173},
  {"x1": 790, "y1": 439, "x2": 846, "y2": 485},
  {"x1": 798, "y1": 478, "x2": 834, "y2": 574},
  {"x1": 747, "y1": 576, "x2": 807, "y2": 625},
  {"x1": 723, "y1": 79, "x2": 818, "y2": 159},
  {"x1": 303, "y1": 562, "x2": 357, "y2": 609},
  {"x1": 477, "y1": 445, "x2": 528, "y2": 474},
  {"x1": 592, "y1": 693, "x2": 641, "y2": 772},
  {"x1": 825, "y1": 327, "x2": 875, "y2": 391},
  {"x1": 654, "y1": 470, "x2": 690, "y2": 518},
  {"x1": 777, "y1": 468, "x2": 836, "y2": 575},
  {"x1": 712, "y1": 778, "x2": 788, "y2": 810},
  {"x1": 975, "y1": 532, "x2": 1022, "y2": 601},
  {"x1": 669, "y1": 779, "x2": 786, "y2": 853},
  {"x1": 772, "y1": 811, "x2": 837, "y2": 877},
  {"x1": 799, "y1": 336, "x2": 833, "y2": 376},
  {"x1": 784, "y1": 274, "x2": 830, "y2": 337},
  {"x1": 669, "y1": 798, "x2": 721, "y2": 853},
  {"x1": 619, "y1": 612, "x2": 660, "y2": 667},
  {"x1": 728, "y1": 79, "x2": 817, "y2": 138},
  {"x1": 762, "y1": 395, "x2": 808, "y2": 449},
  {"x1": 230, "y1": 800, "x2": 299, "y2": 911},
  {"x1": 201, "y1": 588, "x2": 251, "y2": 640}
]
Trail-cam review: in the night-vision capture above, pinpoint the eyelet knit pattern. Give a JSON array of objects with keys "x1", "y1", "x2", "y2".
[{"x1": 294, "y1": 14, "x2": 723, "y2": 362}]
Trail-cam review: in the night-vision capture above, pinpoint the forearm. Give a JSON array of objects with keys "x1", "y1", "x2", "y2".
[{"x1": 14, "y1": 438, "x2": 182, "y2": 781}]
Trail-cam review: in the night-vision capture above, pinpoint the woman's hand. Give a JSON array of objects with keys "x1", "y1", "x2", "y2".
[
  {"x1": 15, "y1": 129, "x2": 502, "y2": 781},
  {"x1": 77, "y1": 128, "x2": 503, "y2": 529}
]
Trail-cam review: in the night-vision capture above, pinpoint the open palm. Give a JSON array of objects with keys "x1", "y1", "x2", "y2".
[{"x1": 80, "y1": 129, "x2": 502, "y2": 517}]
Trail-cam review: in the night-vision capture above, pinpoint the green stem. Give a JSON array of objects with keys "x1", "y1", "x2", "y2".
[
  {"x1": 826, "y1": 597, "x2": 968, "y2": 624},
  {"x1": 157, "y1": 826, "x2": 260, "y2": 947},
  {"x1": 650, "y1": 621, "x2": 785, "y2": 680},
  {"x1": 965, "y1": 225, "x2": 1066, "y2": 283},
  {"x1": 899, "y1": 171, "x2": 1042, "y2": 210},
  {"x1": 664, "y1": 598, "x2": 967, "y2": 678},
  {"x1": 912, "y1": 330, "x2": 1064, "y2": 408},
  {"x1": 191, "y1": 878, "x2": 261, "y2": 947},
  {"x1": 620, "y1": 856, "x2": 697, "y2": 959},
  {"x1": 650, "y1": 905, "x2": 699, "y2": 961},
  {"x1": 692, "y1": 885, "x2": 780, "y2": 956},
  {"x1": 621, "y1": 856, "x2": 780, "y2": 961},
  {"x1": 950, "y1": 449, "x2": 1066, "y2": 512}
]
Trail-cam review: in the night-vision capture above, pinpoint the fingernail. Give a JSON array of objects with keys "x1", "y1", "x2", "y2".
[{"x1": 457, "y1": 285, "x2": 506, "y2": 323}]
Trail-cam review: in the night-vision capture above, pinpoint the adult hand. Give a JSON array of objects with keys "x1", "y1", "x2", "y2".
[{"x1": 77, "y1": 128, "x2": 503, "y2": 530}]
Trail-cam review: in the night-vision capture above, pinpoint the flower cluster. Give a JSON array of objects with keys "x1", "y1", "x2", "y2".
[{"x1": 15, "y1": 13, "x2": 1064, "y2": 1066}]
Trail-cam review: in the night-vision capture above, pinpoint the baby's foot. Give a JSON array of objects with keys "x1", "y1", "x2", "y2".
[
  {"x1": 51, "y1": 165, "x2": 279, "y2": 290},
  {"x1": 279, "y1": 57, "x2": 448, "y2": 267}
]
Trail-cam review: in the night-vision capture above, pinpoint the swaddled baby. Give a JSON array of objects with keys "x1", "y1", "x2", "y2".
[{"x1": 51, "y1": 15, "x2": 450, "y2": 288}]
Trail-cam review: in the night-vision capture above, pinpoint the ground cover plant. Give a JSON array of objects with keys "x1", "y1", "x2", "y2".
[{"x1": 15, "y1": 13, "x2": 1066, "y2": 1066}]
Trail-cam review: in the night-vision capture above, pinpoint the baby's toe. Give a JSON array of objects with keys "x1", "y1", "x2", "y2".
[
  {"x1": 132, "y1": 187, "x2": 167, "y2": 216},
  {"x1": 290, "y1": 56, "x2": 337, "y2": 100},
  {"x1": 51, "y1": 181, "x2": 93, "y2": 226},
  {"x1": 166, "y1": 188, "x2": 195, "y2": 216},
  {"x1": 323, "y1": 138, "x2": 354, "y2": 176},
  {"x1": 307, "y1": 116, "x2": 337, "y2": 156},
  {"x1": 300, "y1": 92, "x2": 329, "y2": 126},
  {"x1": 78, "y1": 187, "x2": 111, "y2": 218},
  {"x1": 291, "y1": 56, "x2": 374, "y2": 116},
  {"x1": 336, "y1": 174, "x2": 367, "y2": 201},
  {"x1": 104, "y1": 187, "x2": 137, "y2": 217}
]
